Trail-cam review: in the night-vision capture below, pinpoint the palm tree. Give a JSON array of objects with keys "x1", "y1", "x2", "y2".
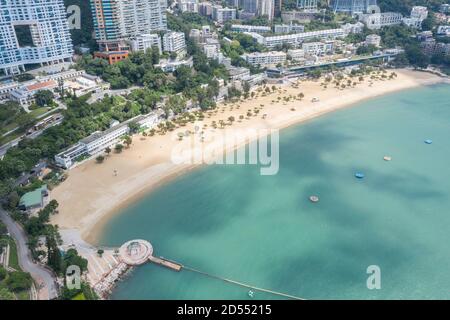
[
  {"x1": 228, "y1": 116, "x2": 235, "y2": 125},
  {"x1": 96, "y1": 155, "x2": 105, "y2": 163},
  {"x1": 115, "y1": 144, "x2": 124, "y2": 153},
  {"x1": 123, "y1": 135, "x2": 132, "y2": 148},
  {"x1": 105, "y1": 147, "x2": 111, "y2": 156}
]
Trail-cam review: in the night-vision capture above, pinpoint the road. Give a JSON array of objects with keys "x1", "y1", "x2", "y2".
[{"x1": 0, "y1": 208, "x2": 58, "y2": 300}]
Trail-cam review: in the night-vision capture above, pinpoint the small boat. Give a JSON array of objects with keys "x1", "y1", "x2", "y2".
[
  {"x1": 355, "y1": 173, "x2": 365, "y2": 179},
  {"x1": 248, "y1": 290, "x2": 255, "y2": 298},
  {"x1": 424, "y1": 139, "x2": 433, "y2": 144},
  {"x1": 383, "y1": 156, "x2": 392, "y2": 161},
  {"x1": 309, "y1": 195, "x2": 319, "y2": 203}
]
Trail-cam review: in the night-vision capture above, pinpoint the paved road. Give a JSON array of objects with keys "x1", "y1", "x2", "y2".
[{"x1": 0, "y1": 208, "x2": 58, "y2": 300}]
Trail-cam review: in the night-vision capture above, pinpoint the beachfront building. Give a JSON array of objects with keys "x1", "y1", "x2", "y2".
[
  {"x1": 212, "y1": 6, "x2": 237, "y2": 23},
  {"x1": 287, "y1": 49, "x2": 305, "y2": 61},
  {"x1": 231, "y1": 25, "x2": 271, "y2": 33},
  {"x1": 163, "y1": 32, "x2": 187, "y2": 57},
  {"x1": 365, "y1": 34, "x2": 381, "y2": 47},
  {"x1": 129, "y1": 34, "x2": 162, "y2": 53},
  {"x1": 302, "y1": 41, "x2": 334, "y2": 56},
  {"x1": 9, "y1": 81, "x2": 58, "y2": 107},
  {"x1": 18, "y1": 185, "x2": 48, "y2": 212},
  {"x1": 359, "y1": 12, "x2": 404, "y2": 30},
  {"x1": 90, "y1": 0, "x2": 167, "y2": 52},
  {"x1": 55, "y1": 113, "x2": 162, "y2": 169},
  {"x1": 246, "y1": 28, "x2": 347, "y2": 49},
  {"x1": 242, "y1": 51, "x2": 287, "y2": 67},
  {"x1": 297, "y1": 0, "x2": 318, "y2": 11},
  {"x1": 228, "y1": 67, "x2": 251, "y2": 81},
  {"x1": 0, "y1": 0, "x2": 73, "y2": 75},
  {"x1": 274, "y1": 23, "x2": 305, "y2": 34}
]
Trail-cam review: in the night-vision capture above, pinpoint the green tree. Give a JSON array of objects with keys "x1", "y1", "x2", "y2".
[
  {"x1": 96, "y1": 155, "x2": 105, "y2": 163},
  {"x1": 6, "y1": 271, "x2": 33, "y2": 292},
  {"x1": 34, "y1": 90, "x2": 54, "y2": 107},
  {"x1": 114, "y1": 144, "x2": 124, "y2": 153}
]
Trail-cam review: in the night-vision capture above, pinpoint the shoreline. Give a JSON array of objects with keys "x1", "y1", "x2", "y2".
[{"x1": 50, "y1": 69, "x2": 447, "y2": 246}]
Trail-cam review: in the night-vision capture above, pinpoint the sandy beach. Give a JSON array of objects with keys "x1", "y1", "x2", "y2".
[{"x1": 50, "y1": 69, "x2": 445, "y2": 244}]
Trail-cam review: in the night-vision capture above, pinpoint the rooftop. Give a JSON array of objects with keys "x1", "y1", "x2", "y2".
[{"x1": 19, "y1": 185, "x2": 47, "y2": 208}]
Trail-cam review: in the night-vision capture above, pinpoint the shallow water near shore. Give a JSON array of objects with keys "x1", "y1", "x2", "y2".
[{"x1": 99, "y1": 84, "x2": 450, "y2": 300}]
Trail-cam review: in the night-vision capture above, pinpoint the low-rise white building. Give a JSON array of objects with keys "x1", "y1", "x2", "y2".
[
  {"x1": 273, "y1": 23, "x2": 305, "y2": 34},
  {"x1": 163, "y1": 32, "x2": 187, "y2": 56},
  {"x1": 360, "y1": 12, "x2": 404, "y2": 30},
  {"x1": 212, "y1": 5, "x2": 236, "y2": 23},
  {"x1": 130, "y1": 34, "x2": 162, "y2": 54},
  {"x1": 365, "y1": 34, "x2": 382, "y2": 47},
  {"x1": 247, "y1": 28, "x2": 347, "y2": 49},
  {"x1": 287, "y1": 49, "x2": 305, "y2": 61},
  {"x1": 242, "y1": 51, "x2": 287, "y2": 67},
  {"x1": 231, "y1": 24, "x2": 271, "y2": 33},
  {"x1": 228, "y1": 67, "x2": 251, "y2": 81},
  {"x1": 302, "y1": 41, "x2": 334, "y2": 56},
  {"x1": 55, "y1": 113, "x2": 163, "y2": 169},
  {"x1": 155, "y1": 58, "x2": 194, "y2": 72}
]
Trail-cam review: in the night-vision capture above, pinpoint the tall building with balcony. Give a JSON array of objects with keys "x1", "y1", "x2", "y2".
[
  {"x1": 90, "y1": 0, "x2": 167, "y2": 52},
  {"x1": 0, "y1": 0, "x2": 73, "y2": 75},
  {"x1": 162, "y1": 32, "x2": 186, "y2": 56},
  {"x1": 331, "y1": 0, "x2": 377, "y2": 14}
]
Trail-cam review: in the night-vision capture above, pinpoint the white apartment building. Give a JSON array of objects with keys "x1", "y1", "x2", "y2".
[
  {"x1": 274, "y1": 23, "x2": 305, "y2": 34},
  {"x1": 365, "y1": 34, "x2": 381, "y2": 47},
  {"x1": 163, "y1": 32, "x2": 187, "y2": 55},
  {"x1": 360, "y1": 12, "x2": 404, "y2": 30},
  {"x1": 156, "y1": 57, "x2": 194, "y2": 72},
  {"x1": 242, "y1": 51, "x2": 287, "y2": 67},
  {"x1": 129, "y1": 34, "x2": 162, "y2": 53},
  {"x1": 248, "y1": 28, "x2": 346, "y2": 49},
  {"x1": 411, "y1": 6, "x2": 428, "y2": 21},
  {"x1": 0, "y1": 0, "x2": 73, "y2": 75},
  {"x1": 287, "y1": 49, "x2": 305, "y2": 61},
  {"x1": 119, "y1": 0, "x2": 167, "y2": 36},
  {"x1": 203, "y1": 39, "x2": 221, "y2": 59},
  {"x1": 91, "y1": 0, "x2": 167, "y2": 51},
  {"x1": 228, "y1": 67, "x2": 251, "y2": 81},
  {"x1": 231, "y1": 25, "x2": 271, "y2": 33},
  {"x1": 258, "y1": 0, "x2": 275, "y2": 21},
  {"x1": 177, "y1": 0, "x2": 199, "y2": 12},
  {"x1": 302, "y1": 41, "x2": 334, "y2": 56},
  {"x1": 212, "y1": 6, "x2": 237, "y2": 23}
]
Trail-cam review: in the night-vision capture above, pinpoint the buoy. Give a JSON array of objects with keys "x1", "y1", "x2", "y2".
[
  {"x1": 425, "y1": 139, "x2": 433, "y2": 144},
  {"x1": 383, "y1": 156, "x2": 392, "y2": 161},
  {"x1": 355, "y1": 173, "x2": 365, "y2": 179},
  {"x1": 309, "y1": 195, "x2": 319, "y2": 203},
  {"x1": 248, "y1": 290, "x2": 254, "y2": 298}
]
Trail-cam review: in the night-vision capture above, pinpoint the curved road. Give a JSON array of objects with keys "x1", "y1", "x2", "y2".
[{"x1": 0, "y1": 208, "x2": 58, "y2": 300}]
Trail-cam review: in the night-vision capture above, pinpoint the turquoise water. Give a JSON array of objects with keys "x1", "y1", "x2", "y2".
[{"x1": 100, "y1": 84, "x2": 450, "y2": 300}]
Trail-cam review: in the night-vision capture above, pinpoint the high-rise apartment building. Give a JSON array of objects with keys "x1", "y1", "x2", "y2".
[
  {"x1": 297, "y1": 0, "x2": 317, "y2": 11},
  {"x1": 0, "y1": 0, "x2": 73, "y2": 75},
  {"x1": 258, "y1": 0, "x2": 275, "y2": 21},
  {"x1": 331, "y1": 0, "x2": 377, "y2": 14},
  {"x1": 90, "y1": 0, "x2": 167, "y2": 51}
]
